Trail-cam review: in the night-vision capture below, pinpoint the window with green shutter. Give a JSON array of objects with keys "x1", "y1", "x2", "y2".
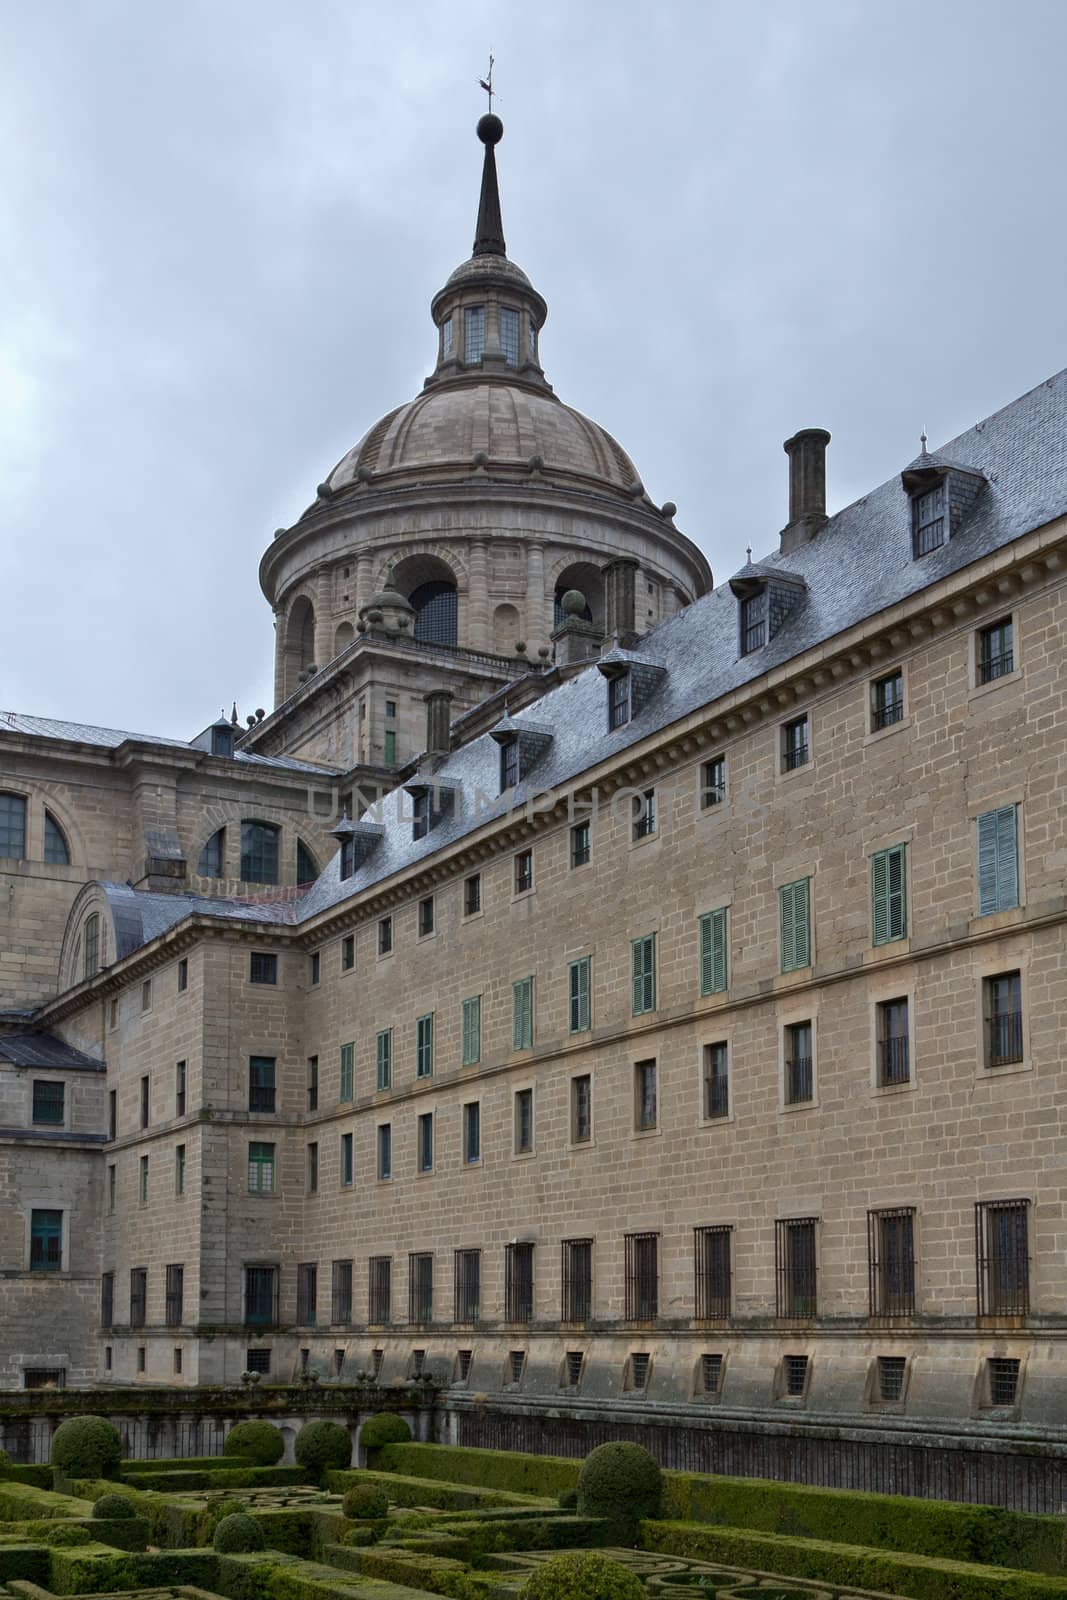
[
  {"x1": 339, "y1": 1042, "x2": 354, "y2": 1102},
  {"x1": 513, "y1": 977, "x2": 534, "y2": 1050},
  {"x1": 631, "y1": 934, "x2": 657, "y2": 1014},
  {"x1": 698, "y1": 908, "x2": 728, "y2": 995},
  {"x1": 375, "y1": 1030, "x2": 392, "y2": 1091},
  {"x1": 568, "y1": 958, "x2": 591, "y2": 1033},
  {"x1": 462, "y1": 996, "x2": 481, "y2": 1066},
  {"x1": 416, "y1": 1014, "x2": 434, "y2": 1078},
  {"x1": 977, "y1": 806, "x2": 1019, "y2": 915},
  {"x1": 871, "y1": 844, "x2": 907, "y2": 945},
  {"x1": 779, "y1": 879, "x2": 811, "y2": 973}
]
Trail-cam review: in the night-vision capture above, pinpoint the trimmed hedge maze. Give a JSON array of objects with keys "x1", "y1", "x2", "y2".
[{"x1": 1, "y1": 1418, "x2": 1067, "y2": 1598}]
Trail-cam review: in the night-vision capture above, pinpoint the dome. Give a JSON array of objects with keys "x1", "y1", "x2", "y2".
[{"x1": 326, "y1": 383, "x2": 642, "y2": 499}]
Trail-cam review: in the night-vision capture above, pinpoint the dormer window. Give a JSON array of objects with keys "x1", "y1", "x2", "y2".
[
  {"x1": 490, "y1": 718, "x2": 553, "y2": 794},
  {"x1": 405, "y1": 780, "x2": 457, "y2": 842},
  {"x1": 500, "y1": 307, "x2": 520, "y2": 367},
  {"x1": 741, "y1": 590, "x2": 767, "y2": 655},
  {"x1": 609, "y1": 671, "x2": 631, "y2": 730},
  {"x1": 412, "y1": 790, "x2": 431, "y2": 841},
  {"x1": 500, "y1": 738, "x2": 520, "y2": 792},
  {"x1": 442, "y1": 316, "x2": 453, "y2": 357},
  {"x1": 464, "y1": 306, "x2": 485, "y2": 364},
  {"x1": 340, "y1": 838, "x2": 355, "y2": 880},
  {"x1": 913, "y1": 484, "x2": 946, "y2": 557}
]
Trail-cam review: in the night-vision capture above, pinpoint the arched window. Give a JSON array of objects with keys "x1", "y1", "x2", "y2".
[
  {"x1": 411, "y1": 581, "x2": 458, "y2": 646},
  {"x1": 198, "y1": 828, "x2": 225, "y2": 877},
  {"x1": 241, "y1": 821, "x2": 279, "y2": 885},
  {"x1": 296, "y1": 841, "x2": 319, "y2": 885},
  {"x1": 0, "y1": 793, "x2": 27, "y2": 859},
  {"x1": 83, "y1": 913, "x2": 100, "y2": 980},
  {"x1": 44, "y1": 812, "x2": 70, "y2": 865}
]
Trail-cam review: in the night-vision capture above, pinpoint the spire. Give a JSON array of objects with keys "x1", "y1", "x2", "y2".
[{"x1": 473, "y1": 114, "x2": 506, "y2": 257}]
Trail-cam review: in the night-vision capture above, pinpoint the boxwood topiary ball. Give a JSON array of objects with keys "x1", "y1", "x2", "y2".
[
  {"x1": 342, "y1": 1482, "x2": 389, "y2": 1520},
  {"x1": 523, "y1": 1551, "x2": 645, "y2": 1599},
  {"x1": 213, "y1": 1513, "x2": 266, "y2": 1553},
  {"x1": 576, "y1": 1441, "x2": 662, "y2": 1531},
  {"x1": 222, "y1": 1420, "x2": 285, "y2": 1466},
  {"x1": 50, "y1": 1416, "x2": 123, "y2": 1480},
  {"x1": 92, "y1": 1492, "x2": 137, "y2": 1519},
  {"x1": 293, "y1": 1420, "x2": 351, "y2": 1474},
  {"x1": 358, "y1": 1413, "x2": 412, "y2": 1451}
]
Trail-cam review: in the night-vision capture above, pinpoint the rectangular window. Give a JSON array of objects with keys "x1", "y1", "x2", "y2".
[
  {"x1": 342, "y1": 934, "x2": 355, "y2": 971},
  {"x1": 377, "y1": 1123, "x2": 392, "y2": 1180},
  {"x1": 876, "y1": 998, "x2": 910, "y2": 1085},
  {"x1": 175, "y1": 1060, "x2": 186, "y2": 1117},
  {"x1": 464, "y1": 304, "x2": 485, "y2": 363},
  {"x1": 250, "y1": 951, "x2": 277, "y2": 985},
  {"x1": 307, "y1": 1056, "x2": 318, "y2": 1112},
  {"x1": 701, "y1": 754, "x2": 726, "y2": 808},
  {"x1": 741, "y1": 589, "x2": 767, "y2": 654},
  {"x1": 912, "y1": 482, "x2": 945, "y2": 556},
  {"x1": 418, "y1": 896, "x2": 434, "y2": 936},
  {"x1": 296, "y1": 1264, "x2": 317, "y2": 1325},
  {"x1": 416, "y1": 1013, "x2": 434, "y2": 1078},
  {"x1": 514, "y1": 848, "x2": 534, "y2": 894},
  {"x1": 976, "y1": 1198, "x2": 1029, "y2": 1316},
  {"x1": 141, "y1": 979, "x2": 152, "y2": 1012},
  {"x1": 441, "y1": 316, "x2": 453, "y2": 357},
  {"x1": 378, "y1": 916, "x2": 393, "y2": 956},
  {"x1": 339, "y1": 1042, "x2": 354, "y2": 1102},
  {"x1": 0, "y1": 792, "x2": 27, "y2": 857},
  {"x1": 698, "y1": 907, "x2": 728, "y2": 996},
  {"x1": 461, "y1": 996, "x2": 481, "y2": 1066},
  {"x1": 454, "y1": 1248, "x2": 480, "y2": 1323},
  {"x1": 877, "y1": 1355, "x2": 907, "y2": 1401},
  {"x1": 634, "y1": 1059, "x2": 657, "y2": 1131},
  {"x1": 775, "y1": 1218, "x2": 817, "y2": 1318},
  {"x1": 307, "y1": 1141, "x2": 319, "y2": 1194},
  {"x1": 29, "y1": 1208, "x2": 62, "y2": 1272},
  {"x1": 248, "y1": 1141, "x2": 276, "y2": 1193},
  {"x1": 129, "y1": 1266, "x2": 147, "y2": 1326},
  {"x1": 631, "y1": 933, "x2": 657, "y2": 1015},
  {"x1": 412, "y1": 789, "x2": 431, "y2": 840},
  {"x1": 310, "y1": 951, "x2": 320, "y2": 986},
  {"x1": 784, "y1": 1021, "x2": 813, "y2": 1105},
  {"x1": 500, "y1": 306, "x2": 520, "y2": 366},
  {"x1": 561, "y1": 1238, "x2": 593, "y2": 1322},
  {"x1": 987, "y1": 1356, "x2": 1021, "y2": 1406},
  {"x1": 702, "y1": 1041, "x2": 729, "y2": 1119},
  {"x1": 463, "y1": 1101, "x2": 480, "y2": 1163},
  {"x1": 867, "y1": 1207, "x2": 915, "y2": 1317},
  {"x1": 140, "y1": 1075, "x2": 150, "y2": 1129},
  {"x1": 32, "y1": 1079, "x2": 64, "y2": 1125},
  {"x1": 985, "y1": 971, "x2": 1023, "y2": 1067},
  {"x1": 384, "y1": 729, "x2": 397, "y2": 765},
  {"x1": 872, "y1": 670, "x2": 904, "y2": 730},
  {"x1": 608, "y1": 671, "x2": 630, "y2": 730},
  {"x1": 109, "y1": 1089, "x2": 116, "y2": 1140},
  {"x1": 369, "y1": 1256, "x2": 392, "y2": 1323},
  {"x1": 177, "y1": 957, "x2": 188, "y2": 992},
  {"x1": 694, "y1": 1225, "x2": 732, "y2": 1319},
  {"x1": 779, "y1": 878, "x2": 811, "y2": 972},
  {"x1": 570, "y1": 819, "x2": 591, "y2": 867},
  {"x1": 249, "y1": 1056, "x2": 276, "y2": 1113},
  {"x1": 139, "y1": 1154, "x2": 149, "y2": 1205},
  {"x1": 331, "y1": 1259, "x2": 353, "y2": 1323},
  {"x1": 632, "y1": 788, "x2": 656, "y2": 841},
  {"x1": 624, "y1": 1231, "x2": 659, "y2": 1321},
  {"x1": 512, "y1": 976, "x2": 534, "y2": 1050},
  {"x1": 244, "y1": 1265, "x2": 278, "y2": 1327},
  {"x1": 175, "y1": 1143, "x2": 186, "y2": 1196},
  {"x1": 376, "y1": 1029, "x2": 392, "y2": 1090},
  {"x1": 101, "y1": 1271, "x2": 114, "y2": 1329},
  {"x1": 340, "y1": 1131, "x2": 353, "y2": 1187},
  {"x1": 571, "y1": 1073, "x2": 592, "y2": 1144},
  {"x1": 107, "y1": 1163, "x2": 115, "y2": 1213},
  {"x1": 409, "y1": 1252, "x2": 433, "y2": 1324},
  {"x1": 417, "y1": 1111, "x2": 434, "y2": 1173},
  {"x1": 568, "y1": 956, "x2": 591, "y2": 1033},
  {"x1": 514, "y1": 1087, "x2": 534, "y2": 1153},
  {"x1": 978, "y1": 617, "x2": 1014, "y2": 684},
  {"x1": 505, "y1": 1242, "x2": 534, "y2": 1322},
  {"x1": 781, "y1": 715, "x2": 810, "y2": 772},
  {"x1": 165, "y1": 1263, "x2": 184, "y2": 1327},
  {"x1": 871, "y1": 843, "x2": 907, "y2": 944},
  {"x1": 241, "y1": 821, "x2": 279, "y2": 885},
  {"x1": 977, "y1": 805, "x2": 1019, "y2": 915},
  {"x1": 84, "y1": 913, "x2": 100, "y2": 979},
  {"x1": 464, "y1": 873, "x2": 481, "y2": 915}
]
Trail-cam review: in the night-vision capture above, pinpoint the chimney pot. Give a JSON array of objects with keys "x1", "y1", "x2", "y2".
[
  {"x1": 423, "y1": 689, "x2": 454, "y2": 757},
  {"x1": 781, "y1": 428, "x2": 831, "y2": 554}
]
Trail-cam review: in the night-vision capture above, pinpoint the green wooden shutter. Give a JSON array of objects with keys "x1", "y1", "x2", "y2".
[
  {"x1": 376, "y1": 1030, "x2": 391, "y2": 1091},
  {"x1": 632, "y1": 935, "x2": 656, "y2": 1014},
  {"x1": 462, "y1": 997, "x2": 480, "y2": 1065},
  {"x1": 699, "y1": 908, "x2": 727, "y2": 995},
  {"x1": 569, "y1": 959, "x2": 590, "y2": 1032},
  {"x1": 780, "y1": 880, "x2": 810, "y2": 972},
  {"x1": 978, "y1": 806, "x2": 1018, "y2": 914},
  {"x1": 513, "y1": 978, "x2": 533, "y2": 1050},
  {"x1": 339, "y1": 1042, "x2": 354, "y2": 1101},
  {"x1": 872, "y1": 845, "x2": 907, "y2": 944}
]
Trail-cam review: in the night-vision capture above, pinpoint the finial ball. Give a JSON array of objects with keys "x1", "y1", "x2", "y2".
[
  {"x1": 561, "y1": 589, "x2": 587, "y2": 617},
  {"x1": 477, "y1": 113, "x2": 503, "y2": 146}
]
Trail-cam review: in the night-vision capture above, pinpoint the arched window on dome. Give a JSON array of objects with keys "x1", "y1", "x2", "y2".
[
  {"x1": 411, "y1": 581, "x2": 458, "y2": 647},
  {"x1": 44, "y1": 812, "x2": 70, "y2": 865},
  {"x1": 464, "y1": 306, "x2": 485, "y2": 364},
  {"x1": 500, "y1": 307, "x2": 520, "y2": 367}
]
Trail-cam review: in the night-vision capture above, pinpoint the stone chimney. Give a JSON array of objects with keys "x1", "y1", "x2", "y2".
[
  {"x1": 603, "y1": 557, "x2": 640, "y2": 648},
  {"x1": 780, "y1": 429, "x2": 831, "y2": 554},
  {"x1": 423, "y1": 690, "x2": 454, "y2": 758}
]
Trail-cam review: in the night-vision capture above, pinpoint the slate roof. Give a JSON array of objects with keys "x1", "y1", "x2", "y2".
[
  {"x1": 0, "y1": 1033, "x2": 104, "y2": 1070},
  {"x1": 98, "y1": 883, "x2": 306, "y2": 962},
  {"x1": 0, "y1": 712, "x2": 341, "y2": 777}
]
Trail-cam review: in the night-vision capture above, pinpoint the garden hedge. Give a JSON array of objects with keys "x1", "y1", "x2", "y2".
[
  {"x1": 0, "y1": 1543, "x2": 51, "y2": 1584},
  {"x1": 371, "y1": 1443, "x2": 578, "y2": 1499},
  {"x1": 328, "y1": 1467, "x2": 537, "y2": 1512},
  {"x1": 223, "y1": 1421, "x2": 286, "y2": 1466},
  {"x1": 0, "y1": 1464, "x2": 53, "y2": 1487},
  {"x1": 294, "y1": 1423, "x2": 352, "y2": 1476},
  {"x1": 47, "y1": 1543, "x2": 222, "y2": 1594},
  {"x1": 524, "y1": 1550, "x2": 644, "y2": 1600},
  {"x1": 0, "y1": 1482, "x2": 93, "y2": 1521},
  {"x1": 50, "y1": 1418, "x2": 122, "y2": 1481},
  {"x1": 121, "y1": 1465, "x2": 308, "y2": 1492}
]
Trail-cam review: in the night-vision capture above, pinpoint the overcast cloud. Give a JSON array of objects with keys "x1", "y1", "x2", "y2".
[{"x1": 2, "y1": 0, "x2": 1065, "y2": 739}]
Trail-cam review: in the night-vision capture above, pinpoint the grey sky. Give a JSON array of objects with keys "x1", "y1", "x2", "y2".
[{"x1": 2, "y1": 1, "x2": 1064, "y2": 739}]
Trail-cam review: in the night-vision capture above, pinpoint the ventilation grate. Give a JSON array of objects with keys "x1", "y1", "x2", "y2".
[
  {"x1": 565, "y1": 1350, "x2": 585, "y2": 1387},
  {"x1": 627, "y1": 1351, "x2": 651, "y2": 1390},
  {"x1": 878, "y1": 1356, "x2": 906, "y2": 1401},
  {"x1": 508, "y1": 1350, "x2": 526, "y2": 1385},
  {"x1": 456, "y1": 1349, "x2": 473, "y2": 1382},
  {"x1": 784, "y1": 1354, "x2": 808, "y2": 1396},
  {"x1": 700, "y1": 1353, "x2": 723, "y2": 1396},
  {"x1": 989, "y1": 1357, "x2": 1021, "y2": 1406}
]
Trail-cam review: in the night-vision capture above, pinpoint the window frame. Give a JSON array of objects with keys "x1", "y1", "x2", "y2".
[
  {"x1": 975, "y1": 1198, "x2": 1030, "y2": 1318},
  {"x1": 871, "y1": 669, "x2": 906, "y2": 733},
  {"x1": 418, "y1": 896, "x2": 435, "y2": 938},
  {"x1": 570, "y1": 1072, "x2": 593, "y2": 1145},
  {"x1": 701, "y1": 1040, "x2": 730, "y2": 1122},
  {"x1": 240, "y1": 820, "x2": 280, "y2": 886},
  {"x1": 376, "y1": 1122, "x2": 392, "y2": 1181},
  {"x1": 867, "y1": 1207, "x2": 916, "y2": 1319},
  {"x1": 340, "y1": 1130, "x2": 354, "y2": 1188},
  {"x1": 701, "y1": 754, "x2": 726, "y2": 809},
  {"x1": 740, "y1": 588, "x2": 767, "y2": 655},
  {"x1": 694, "y1": 1224, "x2": 732, "y2": 1320},
  {"x1": 632, "y1": 787, "x2": 657, "y2": 842},
  {"x1": 624, "y1": 1231, "x2": 659, "y2": 1322},
  {"x1": 248, "y1": 1141, "x2": 276, "y2": 1194},
  {"x1": 871, "y1": 843, "x2": 908, "y2": 945},
  {"x1": 975, "y1": 615, "x2": 1016, "y2": 688},
  {"x1": 607, "y1": 670, "x2": 631, "y2": 731},
  {"x1": 634, "y1": 1058, "x2": 658, "y2": 1133},
  {"x1": 513, "y1": 1085, "x2": 534, "y2": 1156},
  {"x1": 782, "y1": 1018, "x2": 815, "y2": 1108},
  {"x1": 417, "y1": 1110, "x2": 434, "y2": 1174},
  {"x1": 775, "y1": 1217, "x2": 818, "y2": 1320},
  {"x1": 513, "y1": 848, "x2": 534, "y2": 896},
  {"x1": 462, "y1": 1099, "x2": 481, "y2": 1164},
  {"x1": 249, "y1": 951, "x2": 278, "y2": 985},
  {"x1": 781, "y1": 714, "x2": 810, "y2": 773},
  {"x1": 570, "y1": 818, "x2": 591, "y2": 868},
  {"x1": 29, "y1": 1208, "x2": 63, "y2": 1273}
]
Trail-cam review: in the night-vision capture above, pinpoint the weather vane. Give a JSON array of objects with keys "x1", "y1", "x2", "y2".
[{"x1": 479, "y1": 54, "x2": 499, "y2": 114}]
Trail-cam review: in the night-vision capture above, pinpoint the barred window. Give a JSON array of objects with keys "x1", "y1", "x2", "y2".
[
  {"x1": 877, "y1": 999, "x2": 910, "y2": 1086},
  {"x1": 245, "y1": 1264, "x2": 278, "y2": 1327},
  {"x1": 694, "y1": 1225, "x2": 732, "y2": 1320},
  {"x1": 129, "y1": 1266, "x2": 147, "y2": 1325},
  {"x1": 561, "y1": 1239, "x2": 592, "y2": 1323},
  {"x1": 632, "y1": 788, "x2": 656, "y2": 840},
  {"x1": 419, "y1": 896, "x2": 435, "y2": 936},
  {"x1": 701, "y1": 754, "x2": 726, "y2": 808},
  {"x1": 776, "y1": 1219, "x2": 817, "y2": 1318},
  {"x1": 505, "y1": 1242, "x2": 534, "y2": 1323},
  {"x1": 165, "y1": 1263, "x2": 184, "y2": 1327},
  {"x1": 984, "y1": 972, "x2": 1023, "y2": 1067},
  {"x1": 872, "y1": 670, "x2": 904, "y2": 730},
  {"x1": 464, "y1": 873, "x2": 482, "y2": 915},
  {"x1": 784, "y1": 1022, "x2": 813, "y2": 1105},
  {"x1": 514, "y1": 848, "x2": 533, "y2": 894},
  {"x1": 409, "y1": 1253, "x2": 433, "y2": 1324},
  {"x1": 976, "y1": 1198, "x2": 1029, "y2": 1316},
  {"x1": 331, "y1": 1260, "x2": 352, "y2": 1323},
  {"x1": 30, "y1": 1209, "x2": 62, "y2": 1272},
  {"x1": 570, "y1": 819, "x2": 591, "y2": 867},
  {"x1": 369, "y1": 1257, "x2": 391, "y2": 1324},
  {"x1": 978, "y1": 617, "x2": 1013, "y2": 684},
  {"x1": 250, "y1": 951, "x2": 277, "y2": 985},
  {"x1": 32, "y1": 1079, "x2": 64, "y2": 1126},
  {"x1": 781, "y1": 715, "x2": 809, "y2": 772},
  {"x1": 624, "y1": 1231, "x2": 659, "y2": 1321},
  {"x1": 249, "y1": 1057, "x2": 276, "y2": 1113},
  {"x1": 454, "y1": 1249, "x2": 480, "y2": 1324},
  {"x1": 867, "y1": 1208, "x2": 915, "y2": 1317}
]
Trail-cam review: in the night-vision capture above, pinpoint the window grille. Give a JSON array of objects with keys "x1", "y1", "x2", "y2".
[
  {"x1": 32, "y1": 1080, "x2": 64, "y2": 1125},
  {"x1": 867, "y1": 1208, "x2": 915, "y2": 1317},
  {"x1": 129, "y1": 1267, "x2": 147, "y2": 1327},
  {"x1": 978, "y1": 618, "x2": 1013, "y2": 684},
  {"x1": 250, "y1": 951, "x2": 277, "y2": 985},
  {"x1": 783, "y1": 1354, "x2": 809, "y2": 1396},
  {"x1": 564, "y1": 1350, "x2": 585, "y2": 1387},
  {"x1": 877, "y1": 1000, "x2": 910, "y2": 1085},
  {"x1": 627, "y1": 1352, "x2": 651, "y2": 1390},
  {"x1": 409, "y1": 1253, "x2": 433, "y2": 1324},
  {"x1": 331, "y1": 1260, "x2": 352, "y2": 1323},
  {"x1": 976, "y1": 1198, "x2": 1029, "y2": 1316},
  {"x1": 296, "y1": 1263, "x2": 317, "y2": 1325},
  {"x1": 369, "y1": 1257, "x2": 391, "y2": 1324},
  {"x1": 464, "y1": 874, "x2": 481, "y2": 914},
  {"x1": 24, "y1": 1368, "x2": 65, "y2": 1389},
  {"x1": 985, "y1": 972, "x2": 1023, "y2": 1066},
  {"x1": 342, "y1": 934, "x2": 355, "y2": 970},
  {"x1": 245, "y1": 1347, "x2": 271, "y2": 1374},
  {"x1": 782, "y1": 715, "x2": 809, "y2": 771},
  {"x1": 249, "y1": 1057, "x2": 276, "y2": 1113},
  {"x1": 775, "y1": 1219, "x2": 817, "y2": 1318},
  {"x1": 453, "y1": 1250, "x2": 480, "y2": 1324},
  {"x1": 456, "y1": 1348, "x2": 473, "y2": 1382},
  {"x1": 624, "y1": 1232, "x2": 659, "y2": 1321},
  {"x1": 245, "y1": 1266, "x2": 278, "y2": 1327},
  {"x1": 694, "y1": 1225, "x2": 732, "y2": 1319},
  {"x1": 505, "y1": 1243, "x2": 534, "y2": 1323},
  {"x1": 877, "y1": 1355, "x2": 907, "y2": 1401},
  {"x1": 562, "y1": 1239, "x2": 592, "y2": 1323},
  {"x1": 701, "y1": 1353, "x2": 724, "y2": 1396},
  {"x1": 872, "y1": 671, "x2": 904, "y2": 729},
  {"x1": 411, "y1": 580, "x2": 458, "y2": 645},
  {"x1": 987, "y1": 1357, "x2": 1021, "y2": 1405},
  {"x1": 165, "y1": 1264, "x2": 184, "y2": 1327},
  {"x1": 784, "y1": 1022, "x2": 813, "y2": 1104},
  {"x1": 702, "y1": 1043, "x2": 729, "y2": 1119},
  {"x1": 701, "y1": 754, "x2": 726, "y2": 808}
]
